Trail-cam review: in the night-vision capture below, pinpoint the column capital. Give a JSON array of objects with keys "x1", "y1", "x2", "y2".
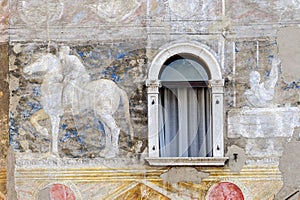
[
  {"x1": 208, "y1": 79, "x2": 224, "y2": 94},
  {"x1": 146, "y1": 79, "x2": 161, "y2": 94},
  {"x1": 208, "y1": 79, "x2": 224, "y2": 87}
]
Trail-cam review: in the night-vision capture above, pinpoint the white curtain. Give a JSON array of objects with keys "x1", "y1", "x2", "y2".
[{"x1": 159, "y1": 87, "x2": 212, "y2": 157}]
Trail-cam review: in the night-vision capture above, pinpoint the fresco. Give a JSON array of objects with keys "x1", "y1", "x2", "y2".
[
  {"x1": 38, "y1": 184, "x2": 76, "y2": 200},
  {"x1": 207, "y1": 182, "x2": 244, "y2": 200},
  {"x1": 10, "y1": 43, "x2": 148, "y2": 159}
]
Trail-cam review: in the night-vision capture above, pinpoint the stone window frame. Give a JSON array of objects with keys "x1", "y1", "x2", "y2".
[{"x1": 145, "y1": 42, "x2": 228, "y2": 166}]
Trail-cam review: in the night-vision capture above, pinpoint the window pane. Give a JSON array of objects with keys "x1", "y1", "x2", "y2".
[
  {"x1": 159, "y1": 87, "x2": 212, "y2": 157},
  {"x1": 160, "y1": 58, "x2": 208, "y2": 81}
]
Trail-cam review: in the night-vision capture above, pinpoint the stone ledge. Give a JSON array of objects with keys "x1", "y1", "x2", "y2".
[{"x1": 145, "y1": 157, "x2": 229, "y2": 166}]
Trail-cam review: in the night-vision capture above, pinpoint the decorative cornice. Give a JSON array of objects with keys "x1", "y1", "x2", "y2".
[{"x1": 14, "y1": 166, "x2": 282, "y2": 182}]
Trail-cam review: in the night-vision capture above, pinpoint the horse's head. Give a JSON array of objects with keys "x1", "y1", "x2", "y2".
[{"x1": 24, "y1": 54, "x2": 60, "y2": 75}]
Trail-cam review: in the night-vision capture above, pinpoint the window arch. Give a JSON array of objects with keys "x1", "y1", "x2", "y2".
[{"x1": 146, "y1": 42, "x2": 226, "y2": 166}]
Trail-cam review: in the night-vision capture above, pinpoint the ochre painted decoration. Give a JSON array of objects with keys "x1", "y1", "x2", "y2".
[
  {"x1": 208, "y1": 182, "x2": 244, "y2": 200},
  {"x1": 114, "y1": 183, "x2": 170, "y2": 200}
]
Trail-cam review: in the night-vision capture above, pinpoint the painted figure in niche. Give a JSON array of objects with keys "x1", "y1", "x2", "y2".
[
  {"x1": 24, "y1": 54, "x2": 64, "y2": 156},
  {"x1": 25, "y1": 46, "x2": 134, "y2": 158},
  {"x1": 244, "y1": 57, "x2": 280, "y2": 107}
]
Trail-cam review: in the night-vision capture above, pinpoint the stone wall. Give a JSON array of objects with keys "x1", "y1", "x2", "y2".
[{"x1": 1, "y1": 0, "x2": 300, "y2": 199}]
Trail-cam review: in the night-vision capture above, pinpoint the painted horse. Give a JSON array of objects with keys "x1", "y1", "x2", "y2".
[{"x1": 24, "y1": 50, "x2": 134, "y2": 158}]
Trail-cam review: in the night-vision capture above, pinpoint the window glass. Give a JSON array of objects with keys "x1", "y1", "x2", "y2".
[
  {"x1": 160, "y1": 58, "x2": 208, "y2": 81},
  {"x1": 158, "y1": 57, "x2": 212, "y2": 158}
]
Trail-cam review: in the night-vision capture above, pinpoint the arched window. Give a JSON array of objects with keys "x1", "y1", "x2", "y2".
[
  {"x1": 146, "y1": 43, "x2": 227, "y2": 166},
  {"x1": 159, "y1": 55, "x2": 211, "y2": 157}
]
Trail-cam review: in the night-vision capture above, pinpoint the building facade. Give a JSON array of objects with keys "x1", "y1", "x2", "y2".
[{"x1": 0, "y1": 0, "x2": 300, "y2": 199}]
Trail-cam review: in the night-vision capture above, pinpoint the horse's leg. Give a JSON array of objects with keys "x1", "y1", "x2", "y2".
[
  {"x1": 49, "y1": 114, "x2": 61, "y2": 157},
  {"x1": 30, "y1": 109, "x2": 49, "y2": 136},
  {"x1": 119, "y1": 89, "x2": 134, "y2": 142},
  {"x1": 98, "y1": 113, "x2": 120, "y2": 158},
  {"x1": 99, "y1": 125, "x2": 111, "y2": 157}
]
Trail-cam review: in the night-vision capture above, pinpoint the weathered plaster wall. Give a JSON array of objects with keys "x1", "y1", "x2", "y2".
[
  {"x1": 0, "y1": 0, "x2": 9, "y2": 198},
  {"x1": 278, "y1": 26, "x2": 300, "y2": 87},
  {"x1": 2, "y1": 0, "x2": 300, "y2": 199},
  {"x1": 0, "y1": 46, "x2": 8, "y2": 199},
  {"x1": 0, "y1": 43, "x2": 8, "y2": 199},
  {"x1": 0, "y1": 0, "x2": 8, "y2": 42}
]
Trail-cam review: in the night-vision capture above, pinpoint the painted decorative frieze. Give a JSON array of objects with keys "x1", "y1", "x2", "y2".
[
  {"x1": 17, "y1": 0, "x2": 64, "y2": 26},
  {"x1": 168, "y1": 0, "x2": 203, "y2": 19},
  {"x1": 87, "y1": 0, "x2": 142, "y2": 22},
  {"x1": 9, "y1": 0, "x2": 147, "y2": 42},
  {"x1": 13, "y1": 165, "x2": 283, "y2": 199}
]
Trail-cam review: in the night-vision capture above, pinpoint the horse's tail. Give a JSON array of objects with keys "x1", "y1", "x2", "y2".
[{"x1": 119, "y1": 88, "x2": 134, "y2": 142}]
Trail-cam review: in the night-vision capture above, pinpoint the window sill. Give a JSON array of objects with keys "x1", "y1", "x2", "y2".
[{"x1": 145, "y1": 157, "x2": 229, "y2": 166}]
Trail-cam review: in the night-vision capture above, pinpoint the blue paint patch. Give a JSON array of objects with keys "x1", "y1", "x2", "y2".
[
  {"x1": 72, "y1": 12, "x2": 86, "y2": 23},
  {"x1": 111, "y1": 73, "x2": 120, "y2": 82},
  {"x1": 265, "y1": 70, "x2": 270, "y2": 77},
  {"x1": 20, "y1": 110, "x2": 31, "y2": 120},
  {"x1": 102, "y1": 66, "x2": 122, "y2": 82},
  {"x1": 27, "y1": 101, "x2": 42, "y2": 114},
  {"x1": 77, "y1": 135, "x2": 84, "y2": 144},
  {"x1": 117, "y1": 53, "x2": 126, "y2": 60},
  {"x1": 60, "y1": 128, "x2": 84, "y2": 144},
  {"x1": 77, "y1": 50, "x2": 84, "y2": 58},
  {"x1": 235, "y1": 45, "x2": 239, "y2": 53},
  {"x1": 60, "y1": 132, "x2": 70, "y2": 142},
  {"x1": 9, "y1": 113, "x2": 19, "y2": 148},
  {"x1": 94, "y1": 119, "x2": 105, "y2": 133},
  {"x1": 267, "y1": 55, "x2": 274, "y2": 63},
  {"x1": 32, "y1": 87, "x2": 41, "y2": 96},
  {"x1": 61, "y1": 123, "x2": 67, "y2": 131},
  {"x1": 284, "y1": 80, "x2": 300, "y2": 90}
]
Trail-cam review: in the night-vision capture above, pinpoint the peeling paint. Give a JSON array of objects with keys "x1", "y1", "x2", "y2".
[{"x1": 160, "y1": 167, "x2": 210, "y2": 184}]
